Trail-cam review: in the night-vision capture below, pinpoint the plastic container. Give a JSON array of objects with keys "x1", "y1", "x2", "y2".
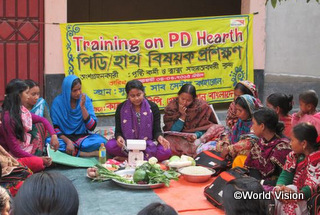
[{"x1": 99, "y1": 143, "x2": 106, "y2": 164}]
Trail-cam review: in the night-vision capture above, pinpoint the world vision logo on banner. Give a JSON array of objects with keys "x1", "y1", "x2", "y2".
[{"x1": 230, "y1": 19, "x2": 245, "y2": 27}]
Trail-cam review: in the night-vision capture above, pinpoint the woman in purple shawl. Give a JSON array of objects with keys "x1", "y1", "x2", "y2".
[
  {"x1": 245, "y1": 108, "x2": 292, "y2": 190},
  {"x1": 106, "y1": 80, "x2": 171, "y2": 161}
]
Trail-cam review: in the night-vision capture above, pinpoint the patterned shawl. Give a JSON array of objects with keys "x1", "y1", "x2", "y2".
[
  {"x1": 163, "y1": 98, "x2": 217, "y2": 133},
  {"x1": 245, "y1": 135, "x2": 291, "y2": 177},
  {"x1": 239, "y1": 80, "x2": 258, "y2": 98},
  {"x1": 120, "y1": 98, "x2": 153, "y2": 140},
  {"x1": 230, "y1": 119, "x2": 252, "y2": 144},
  {"x1": 281, "y1": 150, "x2": 320, "y2": 194}
]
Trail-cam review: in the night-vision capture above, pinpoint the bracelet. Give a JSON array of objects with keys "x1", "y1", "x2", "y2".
[{"x1": 179, "y1": 118, "x2": 185, "y2": 122}]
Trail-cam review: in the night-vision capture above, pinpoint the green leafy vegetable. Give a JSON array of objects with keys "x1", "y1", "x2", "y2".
[
  {"x1": 135, "y1": 162, "x2": 179, "y2": 187},
  {"x1": 94, "y1": 164, "x2": 133, "y2": 184}
]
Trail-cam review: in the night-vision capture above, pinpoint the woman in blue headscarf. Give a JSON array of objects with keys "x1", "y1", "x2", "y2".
[{"x1": 50, "y1": 75, "x2": 106, "y2": 157}]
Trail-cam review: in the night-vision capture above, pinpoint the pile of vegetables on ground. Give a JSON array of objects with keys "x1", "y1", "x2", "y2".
[{"x1": 92, "y1": 157, "x2": 179, "y2": 187}]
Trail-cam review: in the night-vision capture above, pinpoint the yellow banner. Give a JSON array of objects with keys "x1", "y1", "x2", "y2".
[{"x1": 60, "y1": 14, "x2": 253, "y2": 116}]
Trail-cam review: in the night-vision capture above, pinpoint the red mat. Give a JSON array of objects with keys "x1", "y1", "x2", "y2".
[{"x1": 154, "y1": 176, "x2": 224, "y2": 215}]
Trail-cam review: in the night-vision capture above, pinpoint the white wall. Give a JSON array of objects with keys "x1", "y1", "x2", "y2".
[
  {"x1": 265, "y1": 1, "x2": 320, "y2": 77},
  {"x1": 242, "y1": 0, "x2": 266, "y2": 70}
]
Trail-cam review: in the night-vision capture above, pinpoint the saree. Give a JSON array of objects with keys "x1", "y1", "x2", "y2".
[
  {"x1": 51, "y1": 75, "x2": 106, "y2": 156},
  {"x1": 163, "y1": 98, "x2": 217, "y2": 157}
]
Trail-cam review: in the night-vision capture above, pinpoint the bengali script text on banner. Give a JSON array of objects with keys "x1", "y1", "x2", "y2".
[{"x1": 60, "y1": 14, "x2": 253, "y2": 115}]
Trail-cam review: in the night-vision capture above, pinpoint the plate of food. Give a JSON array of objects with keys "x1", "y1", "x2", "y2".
[
  {"x1": 178, "y1": 166, "x2": 215, "y2": 183},
  {"x1": 112, "y1": 169, "x2": 165, "y2": 190}
]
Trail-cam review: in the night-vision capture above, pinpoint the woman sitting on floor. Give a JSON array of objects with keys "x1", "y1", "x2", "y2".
[
  {"x1": 24, "y1": 79, "x2": 52, "y2": 123},
  {"x1": 244, "y1": 108, "x2": 292, "y2": 190},
  {"x1": 214, "y1": 95, "x2": 260, "y2": 167},
  {"x1": 106, "y1": 80, "x2": 171, "y2": 162},
  {"x1": 23, "y1": 79, "x2": 52, "y2": 156},
  {"x1": 266, "y1": 93, "x2": 293, "y2": 138},
  {"x1": 50, "y1": 75, "x2": 106, "y2": 157},
  {"x1": 163, "y1": 84, "x2": 218, "y2": 157},
  {"x1": 273, "y1": 122, "x2": 320, "y2": 214},
  {"x1": 0, "y1": 79, "x2": 59, "y2": 171}
]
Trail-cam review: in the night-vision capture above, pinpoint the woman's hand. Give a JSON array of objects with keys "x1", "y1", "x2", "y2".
[
  {"x1": 80, "y1": 94, "x2": 86, "y2": 109},
  {"x1": 41, "y1": 156, "x2": 52, "y2": 167},
  {"x1": 296, "y1": 110, "x2": 304, "y2": 118},
  {"x1": 221, "y1": 145, "x2": 230, "y2": 158},
  {"x1": 158, "y1": 135, "x2": 170, "y2": 150},
  {"x1": 186, "y1": 134, "x2": 197, "y2": 142},
  {"x1": 66, "y1": 139, "x2": 75, "y2": 155},
  {"x1": 116, "y1": 136, "x2": 125, "y2": 148},
  {"x1": 275, "y1": 186, "x2": 298, "y2": 203},
  {"x1": 178, "y1": 104, "x2": 187, "y2": 120},
  {"x1": 50, "y1": 134, "x2": 59, "y2": 151}
]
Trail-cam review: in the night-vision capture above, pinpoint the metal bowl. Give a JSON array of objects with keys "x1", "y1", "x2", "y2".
[{"x1": 178, "y1": 166, "x2": 215, "y2": 183}]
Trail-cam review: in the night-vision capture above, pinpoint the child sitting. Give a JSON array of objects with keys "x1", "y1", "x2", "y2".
[
  {"x1": 292, "y1": 90, "x2": 320, "y2": 134},
  {"x1": 274, "y1": 122, "x2": 320, "y2": 214}
]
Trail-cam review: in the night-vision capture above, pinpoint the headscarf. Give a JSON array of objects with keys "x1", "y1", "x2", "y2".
[
  {"x1": 226, "y1": 81, "x2": 260, "y2": 129},
  {"x1": 231, "y1": 94, "x2": 261, "y2": 144},
  {"x1": 238, "y1": 80, "x2": 258, "y2": 98},
  {"x1": 30, "y1": 97, "x2": 49, "y2": 117},
  {"x1": 51, "y1": 75, "x2": 97, "y2": 135},
  {"x1": 120, "y1": 98, "x2": 153, "y2": 140},
  {"x1": 163, "y1": 98, "x2": 217, "y2": 133}
]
